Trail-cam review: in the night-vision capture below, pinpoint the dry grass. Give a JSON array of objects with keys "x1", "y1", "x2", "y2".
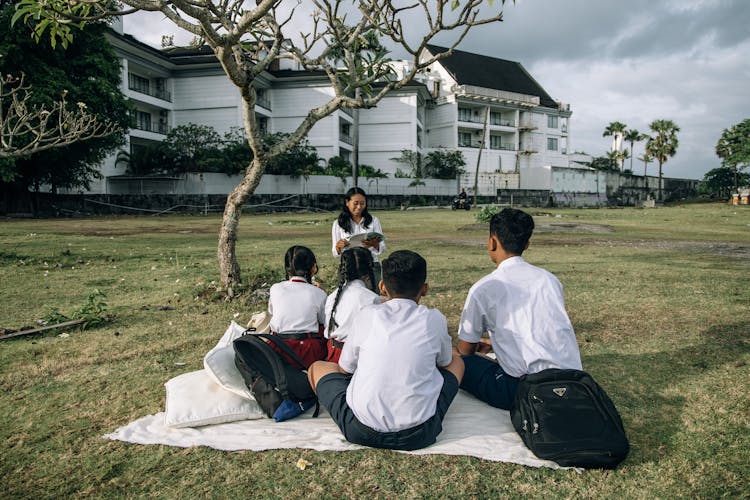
[{"x1": 1, "y1": 203, "x2": 748, "y2": 497}]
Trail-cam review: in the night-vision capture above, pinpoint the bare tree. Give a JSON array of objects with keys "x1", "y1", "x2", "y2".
[
  {"x1": 0, "y1": 73, "x2": 119, "y2": 160},
  {"x1": 18, "y1": 0, "x2": 506, "y2": 295}
]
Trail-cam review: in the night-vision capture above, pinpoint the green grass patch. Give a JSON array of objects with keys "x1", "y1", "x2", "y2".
[{"x1": 1, "y1": 203, "x2": 748, "y2": 497}]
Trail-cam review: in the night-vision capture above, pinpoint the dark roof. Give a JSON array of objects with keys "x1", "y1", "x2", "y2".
[{"x1": 426, "y1": 44, "x2": 557, "y2": 108}]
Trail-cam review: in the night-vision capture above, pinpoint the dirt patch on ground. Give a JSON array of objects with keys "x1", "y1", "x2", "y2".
[
  {"x1": 585, "y1": 239, "x2": 750, "y2": 259},
  {"x1": 452, "y1": 233, "x2": 750, "y2": 260},
  {"x1": 458, "y1": 222, "x2": 614, "y2": 233},
  {"x1": 75, "y1": 225, "x2": 219, "y2": 237}
]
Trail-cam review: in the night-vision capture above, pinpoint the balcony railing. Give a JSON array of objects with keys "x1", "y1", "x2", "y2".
[
  {"x1": 490, "y1": 118, "x2": 515, "y2": 127},
  {"x1": 458, "y1": 140, "x2": 483, "y2": 148},
  {"x1": 489, "y1": 143, "x2": 516, "y2": 151},
  {"x1": 128, "y1": 83, "x2": 172, "y2": 102},
  {"x1": 340, "y1": 134, "x2": 353, "y2": 145},
  {"x1": 132, "y1": 122, "x2": 170, "y2": 135},
  {"x1": 458, "y1": 113, "x2": 484, "y2": 124}
]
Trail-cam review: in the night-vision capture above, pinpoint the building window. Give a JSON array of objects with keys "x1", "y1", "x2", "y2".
[
  {"x1": 339, "y1": 149, "x2": 351, "y2": 162},
  {"x1": 416, "y1": 125, "x2": 422, "y2": 148},
  {"x1": 458, "y1": 132, "x2": 472, "y2": 147},
  {"x1": 258, "y1": 116, "x2": 268, "y2": 135},
  {"x1": 547, "y1": 137, "x2": 558, "y2": 151},
  {"x1": 547, "y1": 115, "x2": 558, "y2": 128},
  {"x1": 134, "y1": 111, "x2": 151, "y2": 132},
  {"x1": 129, "y1": 73, "x2": 150, "y2": 94},
  {"x1": 458, "y1": 108, "x2": 472, "y2": 122}
]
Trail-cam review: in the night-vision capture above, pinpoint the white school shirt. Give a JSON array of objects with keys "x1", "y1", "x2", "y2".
[
  {"x1": 323, "y1": 279, "x2": 381, "y2": 341},
  {"x1": 457, "y1": 256, "x2": 582, "y2": 378},
  {"x1": 331, "y1": 215, "x2": 385, "y2": 262},
  {"x1": 268, "y1": 277, "x2": 327, "y2": 334},
  {"x1": 338, "y1": 299, "x2": 453, "y2": 433}
]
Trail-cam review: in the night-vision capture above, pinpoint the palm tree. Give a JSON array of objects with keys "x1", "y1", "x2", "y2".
[
  {"x1": 603, "y1": 122, "x2": 628, "y2": 150},
  {"x1": 607, "y1": 148, "x2": 629, "y2": 172},
  {"x1": 638, "y1": 152, "x2": 653, "y2": 177},
  {"x1": 624, "y1": 129, "x2": 647, "y2": 173},
  {"x1": 646, "y1": 119, "x2": 680, "y2": 201}
]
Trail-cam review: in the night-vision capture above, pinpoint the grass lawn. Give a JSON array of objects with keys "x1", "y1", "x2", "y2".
[{"x1": 1, "y1": 203, "x2": 748, "y2": 497}]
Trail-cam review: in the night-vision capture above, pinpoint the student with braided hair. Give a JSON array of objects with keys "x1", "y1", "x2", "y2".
[
  {"x1": 324, "y1": 247, "x2": 381, "y2": 363},
  {"x1": 267, "y1": 245, "x2": 328, "y2": 367}
]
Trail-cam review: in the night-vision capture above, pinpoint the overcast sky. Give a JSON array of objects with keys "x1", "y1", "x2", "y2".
[{"x1": 123, "y1": 0, "x2": 750, "y2": 180}]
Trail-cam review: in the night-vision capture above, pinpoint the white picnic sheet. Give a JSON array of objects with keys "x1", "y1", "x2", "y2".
[
  {"x1": 104, "y1": 390, "x2": 560, "y2": 469},
  {"x1": 104, "y1": 322, "x2": 561, "y2": 468}
]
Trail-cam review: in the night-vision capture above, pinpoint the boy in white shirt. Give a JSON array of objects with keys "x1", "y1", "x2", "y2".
[
  {"x1": 308, "y1": 250, "x2": 464, "y2": 451},
  {"x1": 456, "y1": 208, "x2": 582, "y2": 409}
]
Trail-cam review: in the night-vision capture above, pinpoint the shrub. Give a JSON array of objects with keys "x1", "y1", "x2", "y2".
[{"x1": 475, "y1": 204, "x2": 501, "y2": 224}]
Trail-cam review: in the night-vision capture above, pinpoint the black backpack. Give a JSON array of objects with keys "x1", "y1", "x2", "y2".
[
  {"x1": 233, "y1": 333, "x2": 318, "y2": 420},
  {"x1": 510, "y1": 368, "x2": 629, "y2": 469}
]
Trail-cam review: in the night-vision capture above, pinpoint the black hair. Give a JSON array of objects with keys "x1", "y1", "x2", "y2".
[
  {"x1": 489, "y1": 208, "x2": 534, "y2": 255},
  {"x1": 381, "y1": 250, "x2": 426, "y2": 298},
  {"x1": 337, "y1": 187, "x2": 373, "y2": 234},
  {"x1": 284, "y1": 245, "x2": 317, "y2": 282},
  {"x1": 327, "y1": 247, "x2": 376, "y2": 334}
]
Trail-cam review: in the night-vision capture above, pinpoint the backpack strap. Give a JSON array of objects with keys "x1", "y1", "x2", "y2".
[
  {"x1": 256, "y1": 333, "x2": 309, "y2": 370},
  {"x1": 256, "y1": 333, "x2": 320, "y2": 417}
]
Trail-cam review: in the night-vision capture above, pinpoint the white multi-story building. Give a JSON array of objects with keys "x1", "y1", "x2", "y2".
[{"x1": 96, "y1": 24, "x2": 572, "y2": 196}]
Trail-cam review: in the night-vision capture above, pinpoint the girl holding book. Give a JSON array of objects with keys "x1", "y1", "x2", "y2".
[{"x1": 331, "y1": 187, "x2": 386, "y2": 283}]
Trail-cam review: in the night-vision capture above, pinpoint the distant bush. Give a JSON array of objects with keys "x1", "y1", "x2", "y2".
[{"x1": 475, "y1": 205, "x2": 501, "y2": 224}]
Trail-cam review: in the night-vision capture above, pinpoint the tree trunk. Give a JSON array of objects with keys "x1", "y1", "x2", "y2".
[
  {"x1": 658, "y1": 161, "x2": 663, "y2": 201},
  {"x1": 473, "y1": 106, "x2": 490, "y2": 208},
  {"x1": 217, "y1": 157, "x2": 265, "y2": 296}
]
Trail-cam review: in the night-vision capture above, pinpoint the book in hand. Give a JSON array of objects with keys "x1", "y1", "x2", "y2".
[{"x1": 347, "y1": 232, "x2": 385, "y2": 248}]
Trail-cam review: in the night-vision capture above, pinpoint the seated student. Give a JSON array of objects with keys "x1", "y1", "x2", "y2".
[
  {"x1": 324, "y1": 247, "x2": 381, "y2": 363},
  {"x1": 267, "y1": 245, "x2": 327, "y2": 367},
  {"x1": 456, "y1": 208, "x2": 582, "y2": 410},
  {"x1": 308, "y1": 250, "x2": 464, "y2": 451}
]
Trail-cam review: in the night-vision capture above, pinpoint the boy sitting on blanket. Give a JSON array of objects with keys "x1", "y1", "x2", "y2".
[
  {"x1": 308, "y1": 250, "x2": 464, "y2": 451},
  {"x1": 456, "y1": 208, "x2": 582, "y2": 409}
]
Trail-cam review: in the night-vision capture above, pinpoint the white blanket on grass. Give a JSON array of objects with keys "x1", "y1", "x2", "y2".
[
  {"x1": 104, "y1": 390, "x2": 560, "y2": 469},
  {"x1": 104, "y1": 322, "x2": 561, "y2": 468}
]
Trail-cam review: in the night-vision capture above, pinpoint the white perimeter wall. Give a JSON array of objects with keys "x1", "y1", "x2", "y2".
[{"x1": 177, "y1": 173, "x2": 457, "y2": 196}]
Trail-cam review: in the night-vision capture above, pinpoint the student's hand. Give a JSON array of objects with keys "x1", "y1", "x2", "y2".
[
  {"x1": 362, "y1": 236, "x2": 381, "y2": 249},
  {"x1": 335, "y1": 239, "x2": 350, "y2": 254},
  {"x1": 477, "y1": 338, "x2": 493, "y2": 354}
]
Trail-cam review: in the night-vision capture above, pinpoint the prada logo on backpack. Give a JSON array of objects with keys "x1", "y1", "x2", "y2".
[{"x1": 552, "y1": 387, "x2": 567, "y2": 397}]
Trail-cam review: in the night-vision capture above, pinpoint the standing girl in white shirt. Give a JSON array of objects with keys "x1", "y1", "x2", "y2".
[
  {"x1": 331, "y1": 187, "x2": 386, "y2": 284},
  {"x1": 324, "y1": 247, "x2": 381, "y2": 363},
  {"x1": 267, "y1": 245, "x2": 328, "y2": 367}
]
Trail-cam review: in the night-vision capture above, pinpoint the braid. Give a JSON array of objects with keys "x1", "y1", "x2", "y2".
[
  {"x1": 366, "y1": 263, "x2": 377, "y2": 293},
  {"x1": 327, "y1": 267, "x2": 349, "y2": 334},
  {"x1": 327, "y1": 247, "x2": 374, "y2": 335}
]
